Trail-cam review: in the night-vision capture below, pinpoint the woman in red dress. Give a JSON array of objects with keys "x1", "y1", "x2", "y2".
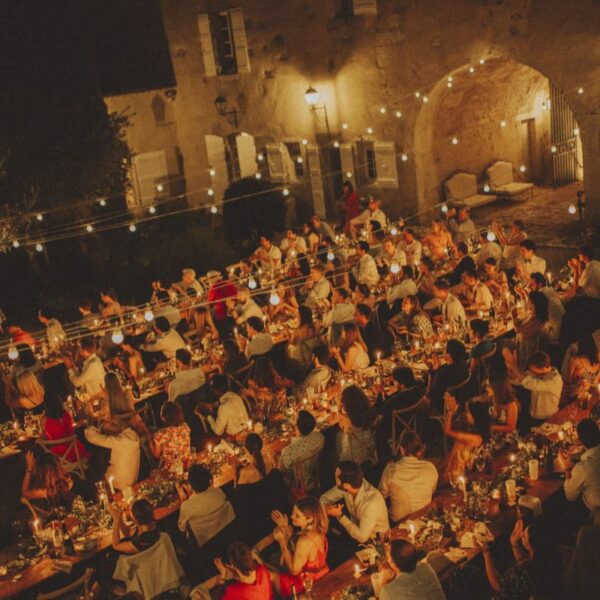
[
  {"x1": 271, "y1": 496, "x2": 329, "y2": 598},
  {"x1": 340, "y1": 181, "x2": 360, "y2": 229},
  {"x1": 216, "y1": 542, "x2": 273, "y2": 600}
]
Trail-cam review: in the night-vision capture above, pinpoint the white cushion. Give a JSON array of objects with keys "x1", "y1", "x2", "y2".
[
  {"x1": 487, "y1": 161, "x2": 514, "y2": 187},
  {"x1": 461, "y1": 193, "x2": 497, "y2": 208},
  {"x1": 489, "y1": 182, "x2": 534, "y2": 196},
  {"x1": 444, "y1": 173, "x2": 478, "y2": 202}
]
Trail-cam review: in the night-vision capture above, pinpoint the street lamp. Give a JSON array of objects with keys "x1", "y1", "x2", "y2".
[
  {"x1": 214, "y1": 95, "x2": 239, "y2": 128},
  {"x1": 304, "y1": 85, "x2": 331, "y2": 138}
]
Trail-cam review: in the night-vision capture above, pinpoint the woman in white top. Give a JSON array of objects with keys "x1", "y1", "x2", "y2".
[{"x1": 331, "y1": 323, "x2": 370, "y2": 372}]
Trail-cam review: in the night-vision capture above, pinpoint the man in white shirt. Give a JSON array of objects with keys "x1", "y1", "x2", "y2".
[
  {"x1": 431, "y1": 280, "x2": 466, "y2": 332},
  {"x1": 241, "y1": 316, "x2": 274, "y2": 359},
  {"x1": 379, "y1": 432, "x2": 439, "y2": 523},
  {"x1": 310, "y1": 214, "x2": 335, "y2": 242},
  {"x1": 576, "y1": 245, "x2": 600, "y2": 299},
  {"x1": 141, "y1": 317, "x2": 186, "y2": 360},
  {"x1": 379, "y1": 539, "x2": 446, "y2": 600},
  {"x1": 207, "y1": 375, "x2": 249, "y2": 436},
  {"x1": 515, "y1": 239, "x2": 546, "y2": 283},
  {"x1": 447, "y1": 205, "x2": 477, "y2": 244},
  {"x1": 279, "y1": 410, "x2": 325, "y2": 472},
  {"x1": 564, "y1": 419, "x2": 600, "y2": 513},
  {"x1": 476, "y1": 231, "x2": 503, "y2": 268},
  {"x1": 177, "y1": 464, "x2": 235, "y2": 548},
  {"x1": 378, "y1": 237, "x2": 407, "y2": 270},
  {"x1": 297, "y1": 345, "x2": 332, "y2": 398},
  {"x1": 302, "y1": 265, "x2": 331, "y2": 309},
  {"x1": 353, "y1": 241, "x2": 379, "y2": 287},
  {"x1": 323, "y1": 287, "x2": 355, "y2": 344},
  {"x1": 454, "y1": 270, "x2": 493, "y2": 315},
  {"x1": 85, "y1": 419, "x2": 140, "y2": 490},
  {"x1": 504, "y1": 349, "x2": 563, "y2": 427},
  {"x1": 530, "y1": 272, "x2": 565, "y2": 342},
  {"x1": 321, "y1": 461, "x2": 389, "y2": 545},
  {"x1": 168, "y1": 349, "x2": 206, "y2": 402},
  {"x1": 400, "y1": 228, "x2": 422, "y2": 267},
  {"x1": 279, "y1": 229, "x2": 307, "y2": 258},
  {"x1": 387, "y1": 266, "x2": 419, "y2": 307},
  {"x1": 350, "y1": 197, "x2": 387, "y2": 237},
  {"x1": 254, "y1": 235, "x2": 282, "y2": 270},
  {"x1": 231, "y1": 287, "x2": 263, "y2": 324},
  {"x1": 65, "y1": 337, "x2": 106, "y2": 396},
  {"x1": 38, "y1": 308, "x2": 66, "y2": 352}
]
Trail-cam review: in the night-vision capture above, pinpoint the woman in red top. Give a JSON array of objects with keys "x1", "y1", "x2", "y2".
[
  {"x1": 340, "y1": 181, "x2": 360, "y2": 227},
  {"x1": 271, "y1": 496, "x2": 330, "y2": 598},
  {"x1": 42, "y1": 388, "x2": 89, "y2": 463},
  {"x1": 216, "y1": 542, "x2": 273, "y2": 600}
]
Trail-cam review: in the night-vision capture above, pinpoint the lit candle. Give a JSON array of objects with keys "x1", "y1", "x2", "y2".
[
  {"x1": 409, "y1": 522, "x2": 416, "y2": 543},
  {"x1": 207, "y1": 443, "x2": 213, "y2": 454},
  {"x1": 12, "y1": 420, "x2": 19, "y2": 430},
  {"x1": 354, "y1": 564, "x2": 361, "y2": 580},
  {"x1": 99, "y1": 493, "x2": 107, "y2": 508},
  {"x1": 247, "y1": 419, "x2": 253, "y2": 431},
  {"x1": 108, "y1": 475, "x2": 115, "y2": 495},
  {"x1": 234, "y1": 327, "x2": 238, "y2": 337},
  {"x1": 376, "y1": 351, "x2": 382, "y2": 363},
  {"x1": 547, "y1": 272, "x2": 552, "y2": 284},
  {"x1": 509, "y1": 453, "x2": 516, "y2": 463},
  {"x1": 458, "y1": 476, "x2": 468, "y2": 500},
  {"x1": 558, "y1": 430, "x2": 565, "y2": 442},
  {"x1": 303, "y1": 397, "x2": 308, "y2": 406},
  {"x1": 33, "y1": 519, "x2": 40, "y2": 534}
]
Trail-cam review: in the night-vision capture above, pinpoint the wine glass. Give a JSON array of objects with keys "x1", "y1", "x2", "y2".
[
  {"x1": 474, "y1": 452, "x2": 486, "y2": 473},
  {"x1": 301, "y1": 572, "x2": 313, "y2": 598}
]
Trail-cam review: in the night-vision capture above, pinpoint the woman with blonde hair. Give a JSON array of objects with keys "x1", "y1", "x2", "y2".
[
  {"x1": 104, "y1": 371, "x2": 135, "y2": 419},
  {"x1": 271, "y1": 496, "x2": 330, "y2": 597},
  {"x1": 330, "y1": 323, "x2": 370, "y2": 372},
  {"x1": 5, "y1": 370, "x2": 45, "y2": 414}
]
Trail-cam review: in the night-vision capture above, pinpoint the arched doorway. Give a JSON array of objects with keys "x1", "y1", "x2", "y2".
[{"x1": 413, "y1": 57, "x2": 583, "y2": 215}]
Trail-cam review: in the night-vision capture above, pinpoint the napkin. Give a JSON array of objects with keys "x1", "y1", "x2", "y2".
[
  {"x1": 445, "y1": 547, "x2": 468, "y2": 563},
  {"x1": 460, "y1": 522, "x2": 493, "y2": 548}
]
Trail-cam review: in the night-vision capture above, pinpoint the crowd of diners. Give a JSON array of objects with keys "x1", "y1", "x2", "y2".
[{"x1": 2, "y1": 184, "x2": 600, "y2": 600}]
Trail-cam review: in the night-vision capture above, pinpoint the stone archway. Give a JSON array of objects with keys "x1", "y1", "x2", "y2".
[{"x1": 413, "y1": 56, "x2": 582, "y2": 216}]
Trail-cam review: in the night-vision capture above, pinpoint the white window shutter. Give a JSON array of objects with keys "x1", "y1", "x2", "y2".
[
  {"x1": 352, "y1": 0, "x2": 378, "y2": 15},
  {"x1": 131, "y1": 150, "x2": 169, "y2": 206},
  {"x1": 236, "y1": 133, "x2": 258, "y2": 178},
  {"x1": 374, "y1": 141, "x2": 399, "y2": 188},
  {"x1": 228, "y1": 8, "x2": 251, "y2": 74},
  {"x1": 306, "y1": 144, "x2": 326, "y2": 217},
  {"x1": 339, "y1": 143, "x2": 355, "y2": 182},
  {"x1": 266, "y1": 143, "x2": 286, "y2": 182},
  {"x1": 205, "y1": 135, "x2": 229, "y2": 204},
  {"x1": 196, "y1": 14, "x2": 217, "y2": 77}
]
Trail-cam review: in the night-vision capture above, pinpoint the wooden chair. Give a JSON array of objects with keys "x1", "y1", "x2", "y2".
[
  {"x1": 390, "y1": 397, "x2": 425, "y2": 457},
  {"x1": 290, "y1": 447, "x2": 322, "y2": 495},
  {"x1": 21, "y1": 496, "x2": 51, "y2": 523},
  {"x1": 471, "y1": 344, "x2": 497, "y2": 390},
  {"x1": 36, "y1": 434, "x2": 88, "y2": 480},
  {"x1": 37, "y1": 568, "x2": 94, "y2": 600}
]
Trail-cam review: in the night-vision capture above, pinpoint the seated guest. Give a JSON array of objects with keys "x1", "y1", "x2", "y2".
[
  {"x1": 377, "y1": 236, "x2": 407, "y2": 269},
  {"x1": 564, "y1": 334, "x2": 600, "y2": 402},
  {"x1": 64, "y1": 337, "x2": 106, "y2": 396},
  {"x1": 244, "y1": 357, "x2": 290, "y2": 413},
  {"x1": 515, "y1": 239, "x2": 547, "y2": 284},
  {"x1": 231, "y1": 287, "x2": 263, "y2": 324},
  {"x1": 301, "y1": 265, "x2": 331, "y2": 309},
  {"x1": 448, "y1": 242, "x2": 476, "y2": 286},
  {"x1": 503, "y1": 350, "x2": 563, "y2": 429},
  {"x1": 100, "y1": 289, "x2": 123, "y2": 319},
  {"x1": 513, "y1": 291, "x2": 550, "y2": 368},
  {"x1": 322, "y1": 287, "x2": 355, "y2": 345},
  {"x1": 454, "y1": 270, "x2": 493, "y2": 315},
  {"x1": 78, "y1": 298, "x2": 101, "y2": 332},
  {"x1": 149, "y1": 402, "x2": 191, "y2": 470},
  {"x1": 353, "y1": 282, "x2": 375, "y2": 309},
  {"x1": 529, "y1": 272, "x2": 565, "y2": 343},
  {"x1": 177, "y1": 464, "x2": 235, "y2": 548},
  {"x1": 573, "y1": 245, "x2": 600, "y2": 299},
  {"x1": 431, "y1": 280, "x2": 467, "y2": 332},
  {"x1": 389, "y1": 295, "x2": 434, "y2": 341},
  {"x1": 38, "y1": 307, "x2": 66, "y2": 352},
  {"x1": 492, "y1": 218, "x2": 527, "y2": 270},
  {"x1": 207, "y1": 374, "x2": 249, "y2": 436},
  {"x1": 350, "y1": 197, "x2": 387, "y2": 238},
  {"x1": 141, "y1": 316, "x2": 186, "y2": 361},
  {"x1": 10, "y1": 344, "x2": 43, "y2": 380},
  {"x1": 378, "y1": 432, "x2": 439, "y2": 524},
  {"x1": 214, "y1": 542, "x2": 273, "y2": 600},
  {"x1": 400, "y1": 228, "x2": 422, "y2": 267},
  {"x1": 152, "y1": 290, "x2": 181, "y2": 328},
  {"x1": 354, "y1": 303, "x2": 392, "y2": 362},
  {"x1": 217, "y1": 338, "x2": 249, "y2": 377},
  {"x1": 104, "y1": 371, "x2": 135, "y2": 420},
  {"x1": 254, "y1": 235, "x2": 282, "y2": 270},
  {"x1": 297, "y1": 345, "x2": 332, "y2": 397},
  {"x1": 172, "y1": 267, "x2": 204, "y2": 297},
  {"x1": 108, "y1": 498, "x2": 159, "y2": 554},
  {"x1": 4, "y1": 370, "x2": 45, "y2": 415},
  {"x1": 7, "y1": 322, "x2": 36, "y2": 348},
  {"x1": 476, "y1": 230, "x2": 503, "y2": 268},
  {"x1": 278, "y1": 410, "x2": 325, "y2": 473},
  {"x1": 483, "y1": 257, "x2": 509, "y2": 304},
  {"x1": 352, "y1": 241, "x2": 379, "y2": 287},
  {"x1": 479, "y1": 518, "x2": 564, "y2": 600},
  {"x1": 428, "y1": 339, "x2": 470, "y2": 413},
  {"x1": 41, "y1": 387, "x2": 89, "y2": 462},
  {"x1": 379, "y1": 539, "x2": 446, "y2": 600},
  {"x1": 168, "y1": 348, "x2": 206, "y2": 402},
  {"x1": 564, "y1": 419, "x2": 600, "y2": 515},
  {"x1": 271, "y1": 497, "x2": 330, "y2": 597},
  {"x1": 186, "y1": 305, "x2": 220, "y2": 343},
  {"x1": 336, "y1": 386, "x2": 376, "y2": 465},
  {"x1": 488, "y1": 374, "x2": 519, "y2": 435},
  {"x1": 287, "y1": 305, "x2": 319, "y2": 368},
  {"x1": 320, "y1": 461, "x2": 389, "y2": 544},
  {"x1": 85, "y1": 417, "x2": 140, "y2": 490},
  {"x1": 447, "y1": 205, "x2": 477, "y2": 244},
  {"x1": 386, "y1": 265, "x2": 419, "y2": 308},
  {"x1": 331, "y1": 323, "x2": 370, "y2": 372},
  {"x1": 280, "y1": 229, "x2": 307, "y2": 257},
  {"x1": 421, "y1": 219, "x2": 455, "y2": 263},
  {"x1": 240, "y1": 316, "x2": 273, "y2": 360},
  {"x1": 417, "y1": 256, "x2": 437, "y2": 302},
  {"x1": 207, "y1": 270, "x2": 238, "y2": 337},
  {"x1": 269, "y1": 282, "x2": 299, "y2": 322},
  {"x1": 118, "y1": 337, "x2": 145, "y2": 380},
  {"x1": 21, "y1": 450, "x2": 74, "y2": 515},
  {"x1": 469, "y1": 318, "x2": 494, "y2": 359}
]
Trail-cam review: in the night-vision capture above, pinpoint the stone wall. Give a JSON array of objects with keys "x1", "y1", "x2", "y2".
[{"x1": 111, "y1": 0, "x2": 600, "y2": 225}]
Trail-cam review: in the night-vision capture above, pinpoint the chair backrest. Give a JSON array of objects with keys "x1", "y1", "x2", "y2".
[
  {"x1": 391, "y1": 398, "x2": 424, "y2": 456},
  {"x1": 291, "y1": 447, "x2": 322, "y2": 493},
  {"x1": 444, "y1": 173, "x2": 477, "y2": 202},
  {"x1": 447, "y1": 373, "x2": 474, "y2": 403},
  {"x1": 36, "y1": 434, "x2": 87, "y2": 480},
  {"x1": 487, "y1": 161, "x2": 514, "y2": 187},
  {"x1": 37, "y1": 568, "x2": 94, "y2": 600}
]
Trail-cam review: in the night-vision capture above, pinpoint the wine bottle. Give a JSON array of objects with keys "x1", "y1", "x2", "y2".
[{"x1": 62, "y1": 522, "x2": 74, "y2": 556}]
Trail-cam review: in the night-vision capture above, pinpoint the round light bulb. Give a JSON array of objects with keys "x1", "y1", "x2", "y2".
[
  {"x1": 578, "y1": 87, "x2": 584, "y2": 95},
  {"x1": 35, "y1": 243, "x2": 43, "y2": 252},
  {"x1": 422, "y1": 96, "x2": 429, "y2": 103},
  {"x1": 469, "y1": 66, "x2": 475, "y2": 73},
  {"x1": 269, "y1": 290, "x2": 280, "y2": 306},
  {"x1": 327, "y1": 251, "x2": 335, "y2": 261},
  {"x1": 8, "y1": 345, "x2": 19, "y2": 361},
  {"x1": 483, "y1": 184, "x2": 490, "y2": 193},
  {"x1": 447, "y1": 76, "x2": 453, "y2": 82},
  {"x1": 12, "y1": 240, "x2": 19, "y2": 248},
  {"x1": 395, "y1": 111, "x2": 402, "y2": 118},
  {"x1": 345, "y1": 171, "x2": 353, "y2": 178},
  {"x1": 302, "y1": 138, "x2": 308, "y2": 145},
  {"x1": 36, "y1": 214, "x2": 43, "y2": 221},
  {"x1": 255, "y1": 172, "x2": 262, "y2": 179},
  {"x1": 441, "y1": 204, "x2": 449, "y2": 213},
  {"x1": 401, "y1": 153, "x2": 408, "y2": 162},
  {"x1": 210, "y1": 205, "x2": 218, "y2": 214},
  {"x1": 568, "y1": 204, "x2": 577, "y2": 215},
  {"x1": 551, "y1": 145, "x2": 557, "y2": 153},
  {"x1": 573, "y1": 127, "x2": 580, "y2": 136},
  {"x1": 342, "y1": 123, "x2": 349, "y2": 130},
  {"x1": 379, "y1": 107, "x2": 386, "y2": 114},
  {"x1": 333, "y1": 141, "x2": 340, "y2": 148},
  {"x1": 390, "y1": 226, "x2": 398, "y2": 236},
  {"x1": 99, "y1": 199, "x2": 107, "y2": 207},
  {"x1": 366, "y1": 127, "x2": 374, "y2": 134},
  {"x1": 144, "y1": 308, "x2": 154, "y2": 322},
  {"x1": 111, "y1": 328, "x2": 124, "y2": 345},
  {"x1": 415, "y1": 91, "x2": 421, "y2": 98},
  {"x1": 519, "y1": 165, "x2": 526, "y2": 173},
  {"x1": 447, "y1": 82, "x2": 453, "y2": 88},
  {"x1": 156, "y1": 184, "x2": 164, "y2": 192},
  {"x1": 297, "y1": 157, "x2": 303, "y2": 164},
  {"x1": 149, "y1": 205, "x2": 157, "y2": 214},
  {"x1": 282, "y1": 188, "x2": 290, "y2": 196},
  {"x1": 452, "y1": 137, "x2": 459, "y2": 145},
  {"x1": 479, "y1": 58, "x2": 485, "y2": 65},
  {"x1": 500, "y1": 120, "x2": 507, "y2": 128},
  {"x1": 248, "y1": 277, "x2": 257, "y2": 290},
  {"x1": 208, "y1": 188, "x2": 215, "y2": 196},
  {"x1": 487, "y1": 231, "x2": 496, "y2": 242},
  {"x1": 390, "y1": 261, "x2": 400, "y2": 274},
  {"x1": 257, "y1": 153, "x2": 265, "y2": 161},
  {"x1": 86, "y1": 224, "x2": 93, "y2": 233},
  {"x1": 129, "y1": 223, "x2": 137, "y2": 232}
]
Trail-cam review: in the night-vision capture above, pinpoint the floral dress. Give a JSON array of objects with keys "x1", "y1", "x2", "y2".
[{"x1": 153, "y1": 423, "x2": 191, "y2": 469}]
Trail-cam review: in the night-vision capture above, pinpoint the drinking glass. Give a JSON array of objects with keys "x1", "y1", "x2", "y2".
[{"x1": 301, "y1": 572, "x2": 313, "y2": 598}]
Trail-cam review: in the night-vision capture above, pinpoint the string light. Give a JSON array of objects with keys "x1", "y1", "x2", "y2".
[
  {"x1": 156, "y1": 184, "x2": 164, "y2": 192},
  {"x1": 35, "y1": 242, "x2": 43, "y2": 252},
  {"x1": 12, "y1": 240, "x2": 19, "y2": 248},
  {"x1": 85, "y1": 224, "x2": 93, "y2": 233},
  {"x1": 390, "y1": 261, "x2": 400, "y2": 274},
  {"x1": 422, "y1": 96, "x2": 429, "y2": 103},
  {"x1": 207, "y1": 188, "x2": 215, "y2": 196},
  {"x1": 269, "y1": 288, "x2": 281, "y2": 305},
  {"x1": 282, "y1": 188, "x2": 290, "y2": 196},
  {"x1": 451, "y1": 137, "x2": 459, "y2": 145},
  {"x1": 333, "y1": 141, "x2": 340, "y2": 148},
  {"x1": 519, "y1": 165, "x2": 527, "y2": 173},
  {"x1": 573, "y1": 127, "x2": 580, "y2": 136},
  {"x1": 441, "y1": 204, "x2": 448, "y2": 213},
  {"x1": 248, "y1": 277, "x2": 257, "y2": 290},
  {"x1": 254, "y1": 172, "x2": 262, "y2": 179},
  {"x1": 447, "y1": 81, "x2": 453, "y2": 88},
  {"x1": 479, "y1": 58, "x2": 485, "y2": 65},
  {"x1": 7, "y1": 345, "x2": 19, "y2": 360},
  {"x1": 578, "y1": 87, "x2": 584, "y2": 95},
  {"x1": 551, "y1": 145, "x2": 558, "y2": 153},
  {"x1": 36, "y1": 214, "x2": 43, "y2": 221},
  {"x1": 395, "y1": 111, "x2": 402, "y2": 118},
  {"x1": 302, "y1": 138, "x2": 308, "y2": 145},
  {"x1": 111, "y1": 328, "x2": 124, "y2": 344},
  {"x1": 415, "y1": 91, "x2": 421, "y2": 99},
  {"x1": 469, "y1": 66, "x2": 475, "y2": 73},
  {"x1": 327, "y1": 251, "x2": 335, "y2": 261},
  {"x1": 447, "y1": 76, "x2": 453, "y2": 83},
  {"x1": 297, "y1": 157, "x2": 303, "y2": 164},
  {"x1": 379, "y1": 107, "x2": 386, "y2": 114},
  {"x1": 483, "y1": 184, "x2": 491, "y2": 193},
  {"x1": 99, "y1": 199, "x2": 107, "y2": 207},
  {"x1": 401, "y1": 154, "x2": 408, "y2": 162},
  {"x1": 144, "y1": 307, "x2": 154, "y2": 322},
  {"x1": 209, "y1": 168, "x2": 216, "y2": 176},
  {"x1": 366, "y1": 127, "x2": 374, "y2": 134},
  {"x1": 149, "y1": 205, "x2": 157, "y2": 214},
  {"x1": 342, "y1": 123, "x2": 349, "y2": 130},
  {"x1": 500, "y1": 120, "x2": 507, "y2": 128},
  {"x1": 568, "y1": 204, "x2": 577, "y2": 214},
  {"x1": 390, "y1": 226, "x2": 398, "y2": 236},
  {"x1": 257, "y1": 153, "x2": 265, "y2": 161},
  {"x1": 486, "y1": 231, "x2": 496, "y2": 242},
  {"x1": 345, "y1": 171, "x2": 353, "y2": 178},
  {"x1": 210, "y1": 205, "x2": 218, "y2": 214},
  {"x1": 129, "y1": 223, "x2": 137, "y2": 232}
]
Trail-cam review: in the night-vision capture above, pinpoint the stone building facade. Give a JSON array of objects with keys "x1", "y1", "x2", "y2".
[{"x1": 104, "y1": 0, "x2": 600, "y2": 225}]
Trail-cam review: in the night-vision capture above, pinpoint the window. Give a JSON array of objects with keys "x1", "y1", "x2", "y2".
[
  {"x1": 285, "y1": 142, "x2": 305, "y2": 178},
  {"x1": 197, "y1": 8, "x2": 250, "y2": 77},
  {"x1": 355, "y1": 140, "x2": 399, "y2": 188},
  {"x1": 339, "y1": 0, "x2": 378, "y2": 16},
  {"x1": 366, "y1": 147, "x2": 377, "y2": 180}
]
